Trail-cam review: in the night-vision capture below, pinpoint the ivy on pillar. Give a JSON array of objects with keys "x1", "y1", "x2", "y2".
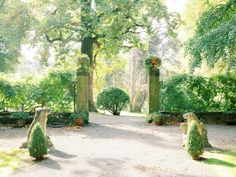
[
  {"x1": 145, "y1": 56, "x2": 161, "y2": 114},
  {"x1": 75, "y1": 56, "x2": 90, "y2": 124}
]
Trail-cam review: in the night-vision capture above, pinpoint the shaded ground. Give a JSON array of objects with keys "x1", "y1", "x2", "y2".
[{"x1": 0, "y1": 113, "x2": 236, "y2": 177}]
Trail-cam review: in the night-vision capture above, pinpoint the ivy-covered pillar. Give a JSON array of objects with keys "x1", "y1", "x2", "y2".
[
  {"x1": 75, "y1": 56, "x2": 89, "y2": 123},
  {"x1": 147, "y1": 57, "x2": 161, "y2": 113}
]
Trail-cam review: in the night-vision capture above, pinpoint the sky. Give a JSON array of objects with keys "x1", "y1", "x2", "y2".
[{"x1": 166, "y1": 0, "x2": 187, "y2": 13}]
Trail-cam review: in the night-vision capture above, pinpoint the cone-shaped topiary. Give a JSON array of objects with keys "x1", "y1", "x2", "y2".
[
  {"x1": 186, "y1": 121, "x2": 204, "y2": 160},
  {"x1": 28, "y1": 123, "x2": 48, "y2": 160}
]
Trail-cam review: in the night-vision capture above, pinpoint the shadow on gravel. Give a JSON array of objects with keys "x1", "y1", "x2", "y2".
[
  {"x1": 49, "y1": 148, "x2": 77, "y2": 159},
  {"x1": 87, "y1": 157, "x2": 125, "y2": 177},
  {"x1": 80, "y1": 123, "x2": 180, "y2": 149},
  {"x1": 37, "y1": 158, "x2": 61, "y2": 170}
]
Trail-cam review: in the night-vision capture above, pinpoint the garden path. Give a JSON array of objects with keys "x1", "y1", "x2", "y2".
[{"x1": 1, "y1": 113, "x2": 236, "y2": 177}]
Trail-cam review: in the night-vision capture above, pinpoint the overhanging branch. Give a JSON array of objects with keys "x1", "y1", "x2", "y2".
[{"x1": 45, "y1": 31, "x2": 63, "y2": 43}]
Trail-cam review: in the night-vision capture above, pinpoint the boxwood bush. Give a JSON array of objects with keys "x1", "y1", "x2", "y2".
[
  {"x1": 28, "y1": 123, "x2": 48, "y2": 160},
  {"x1": 96, "y1": 87, "x2": 130, "y2": 115},
  {"x1": 186, "y1": 121, "x2": 204, "y2": 160}
]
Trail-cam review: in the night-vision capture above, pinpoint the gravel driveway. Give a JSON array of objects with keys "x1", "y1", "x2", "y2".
[{"x1": 0, "y1": 113, "x2": 235, "y2": 177}]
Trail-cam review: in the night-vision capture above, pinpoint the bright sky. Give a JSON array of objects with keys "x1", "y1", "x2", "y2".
[{"x1": 166, "y1": 0, "x2": 187, "y2": 13}]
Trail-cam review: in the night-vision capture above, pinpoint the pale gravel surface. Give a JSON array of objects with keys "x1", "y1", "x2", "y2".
[{"x1": 0, "y1": 113, "x2": 236, "y2": 177}]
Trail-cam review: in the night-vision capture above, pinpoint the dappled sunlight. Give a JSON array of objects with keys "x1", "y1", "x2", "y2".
[
  {"x1": 0, "y1": 149, "x2": 28, "y2": 177},
  {"x1": 203, "y1": 149, "x2": 236, "y2": 177}
]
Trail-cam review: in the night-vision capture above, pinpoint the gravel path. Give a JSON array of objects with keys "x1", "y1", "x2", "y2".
[{"x1": 0, "y1": 113, "x2": 236, "y2": 177}]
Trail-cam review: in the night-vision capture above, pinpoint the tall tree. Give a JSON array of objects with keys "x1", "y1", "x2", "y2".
[{"x1": 26, "y1": 0, "x2": 178, "y2": 111}]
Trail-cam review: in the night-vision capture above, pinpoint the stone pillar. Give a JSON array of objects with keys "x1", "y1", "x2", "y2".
[
  {"x1": 148, "y1": 57, "x2": 161, "y2": 114},
  {"x1": 76, "y1": 57, "x2": 89, "y2": 113}
]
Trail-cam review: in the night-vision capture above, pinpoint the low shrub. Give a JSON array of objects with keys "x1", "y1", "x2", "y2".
[
  {"x1": 146, "y1": 116, "x2": 153, "y2": 123},
  {"x1": 28, "y1": 123, "x2": 48, "y2": 160},
  {"x1": 10, "y1": 112, "x2": 29, "y2": 120},
  {"x1": 149, "y1": 112, "x2": 164, "y2": 125},
  {"x1": 96, "y1": 87, "x2": 130, "y2": 115},
  {"x1": 69, "y1": 111, "x2": 89, "y2": 125},
  {"x1": 186, "y1": 121, "x2": 204, "y2": 160}
]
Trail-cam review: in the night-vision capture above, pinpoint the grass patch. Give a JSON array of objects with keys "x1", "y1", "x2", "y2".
[
  {"x1": 203, "y1": 149, "x2": 236, "y2": 177},
  {"x1": 0, "y1": 149, "x2": 28, "y2": 176}
]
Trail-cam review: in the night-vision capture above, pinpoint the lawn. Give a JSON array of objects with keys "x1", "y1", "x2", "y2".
[
  {"x1": 203, "y1": 149, "x2": 236, "y2": 177},
  {"x1": 0, "y1": 149, "x2": 28, "y2": 177}
]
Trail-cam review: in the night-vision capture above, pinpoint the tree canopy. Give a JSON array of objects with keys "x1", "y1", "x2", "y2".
[
  {"x1": 186, "y1": 0, "x2": 236, "y2": 73},
  {"x1": 0, "y1": 0, "x2": 30, "y2": 72}
]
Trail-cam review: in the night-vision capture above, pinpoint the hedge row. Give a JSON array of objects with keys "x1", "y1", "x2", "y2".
[{"x1": 161, "y1": 74, "x2": 236, "y2": 113}]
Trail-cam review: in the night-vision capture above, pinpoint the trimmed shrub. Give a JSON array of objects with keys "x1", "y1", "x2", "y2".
[
  {"x1": 152, "y1": 112, "x2": 164, "y2": 125},
  {"x1": 28, "y1": 123, "x2": 48, "y2": 160},
  {"x1": 69, "y1": 111, "x2": 89, "y2": 126},
  {"x1": 186, "y1": 121, "x2": 204, "y2": 160},
  {"x1": 10, "y1": 112, "x2": 29, "y2": 120},
  {"x1": 96, "y1": 87, "x2": 130, "y2": 115},
  {"x1": 146, "y1": 116, "x2": 153, "y2": 123},
  {"x1": 146, "y1": 112, "x2": 164, "y2": 125}
]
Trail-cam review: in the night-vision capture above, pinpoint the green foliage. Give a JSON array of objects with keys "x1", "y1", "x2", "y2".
[
  {"x1": 96, "y1": 87, "x2": 130, "y2": 115},
  {"x1": 147, "y1": 112, "x2": 164, "y2": 124},
  {"x1": 0, "y1": 64, "x2": 76, "y2": 112},
  {"x1": 32, "y1": 68, "x2": 76, "y2": 112},
  {"x1": 146, "y1": 116, "x2": 153, "y2": 123},
  {"x1": 186, "y1": 0, "x2": 236, "y2": 72},
  {"x1": 0, "y1": 0, "x2": 31, "y2": 72},
  {"x1": 161, "y1": 74, "x2": 217, "y2": 112},
  {"x1": 186, "y1": 121, "x2": 204, "y2": 160},
  {"x1": 152, "y1": 112, "x2": 163, "y2": 123},
  {"x1": 161, "y1": 74, "x2": 236, "y2": 112},
  {"x1": 144, "y1": 56, "x2": 153, "y2": 71},
  {"x1": 69, "y1": 111, "x2": 89, "y2": 125},
  {"x1": 212, "y1": 75, "x2": 236, "y2": 111},
  {"x1": 28, "y1": 123, "x2": 48, "y2": 160},
  {"x1": 10, "y1": 112, "x2": 29, "y2": 120},
  {"x1": 11, "y1": 79, "x2": 36, "y2": 112},
  {"x1": 94, "y1": 55, "x2": 128, "y2": 96},
  {"x1": 0, "y1": 78, "x2": 15, "y2": 111},
  {"x1": 183, "y1": 0, "x2": 224, "y2": 37},
  {"x1": 27, "y1": 0, "x2": 179, "y2": 62}
]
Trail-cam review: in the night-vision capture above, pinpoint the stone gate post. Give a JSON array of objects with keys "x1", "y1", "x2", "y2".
[
  {"x1": 76, "y1": 57, "x2": 89, "y2": 113},
  {"x1": 148, "y1": 57, "x2": 161, "y2": 113}
]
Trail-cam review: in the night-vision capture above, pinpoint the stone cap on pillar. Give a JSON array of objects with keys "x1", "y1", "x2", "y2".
[
  {"x1": 151, "y1": 57, "x2": 161, "y2": 67},
  {"x1": 144, "y1": 56, "x2": 161, "y2": 75}
]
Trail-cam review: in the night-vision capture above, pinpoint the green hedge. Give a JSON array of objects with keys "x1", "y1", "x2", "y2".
[
  {"x1": 0, "y1": 68, "x2": 76, "y2": 112},
  {"x1": 161, "y1": 74, "x2": 236, "y2": 112}
]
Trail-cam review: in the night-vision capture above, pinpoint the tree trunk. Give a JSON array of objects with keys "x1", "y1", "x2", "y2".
[
  {"x1": 133, "y1": 89, "x2": 147, "y2": 112},
  {"x1": 129, "y1": 50, "x2": 137, "y2": 112},
  {"x1": 80, "y1": 0, "x2": 97, "y2": 112}
]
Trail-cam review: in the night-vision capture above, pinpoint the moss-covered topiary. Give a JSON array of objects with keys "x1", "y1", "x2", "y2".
[
  {"x1": 96, "y1": 87, "x2": 130, "y2": 116},
  {"x1": 28, "y1": 123, "x2": 48, "y2": 160},
  {"x1": 186, "y1": 121, "x2": 204, "y2": 160}
]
